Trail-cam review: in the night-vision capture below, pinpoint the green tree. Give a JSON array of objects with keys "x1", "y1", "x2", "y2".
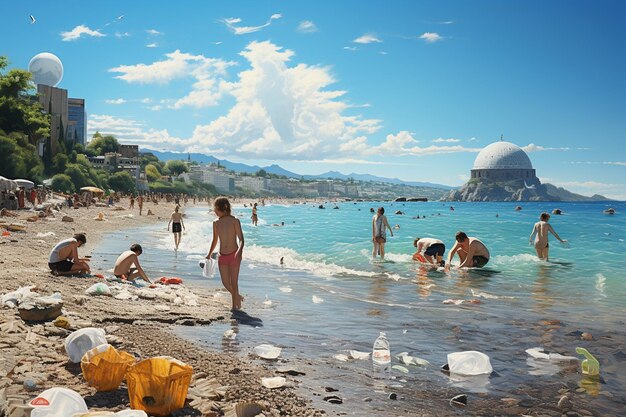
[
  {"x1": 145, "y1": 164, "x2": 161, "y2": 182},
  {"x1": 52, "y1": 153, "x2": 68, "y2": 174},
  {"x1": 255, "y1": 169, "x2": 267, "y2": 177},
  {"x1": 50, "y1": 174, "x2": 75, "y2": 193},
  {"x1": 140, "y1": 152, "x2": 159, "y2": 168},
  {"x1": 86, "y1": 134, "x2": 119, "y2": 155},
  {"x1": 64, "y1": 164, "x2": 89, "y2": 189},
  {"x1": 108, "y1": 171, "x2": 136, "y2": 193},
  {"x1": 165, "y1": 159, "x2": 188, "y2": 176},
  {"x1": 0, "y1": 57, "x2": 50, "y2": 146},
  {"x1": 0, "y1": 131, "x2": 44, "y2": 182}
]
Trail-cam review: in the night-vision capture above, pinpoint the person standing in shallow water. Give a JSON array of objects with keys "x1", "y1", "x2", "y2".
[
  {"x1": 372, "y1": 207, "x2": 393, "y2": 260},
  {"x1": 207, "y1": 197, "x2": 245, "y2": 311},
  {"x1": 168, "y1": 205, "x2": 185, "y2": 250},
  {"x1": 529, "y1": 212, "x2": 566, "y2": 260},
  {"x1": 251, "y1": 202, "x2": 258, "y2": 226}
]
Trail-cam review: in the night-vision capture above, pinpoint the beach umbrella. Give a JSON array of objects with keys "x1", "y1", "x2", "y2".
[
  {"x1": 0, "y1": 176, "x2": 18, "y2": 192},
  {"x1": 80, "y1": 186, "x2": 105, "y2": 194},
  {"x1": 14, "y1": 179, "x2": 35, "y2": 189}
]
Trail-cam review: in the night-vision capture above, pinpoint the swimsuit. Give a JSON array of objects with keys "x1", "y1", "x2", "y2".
[
  {"x1": 472, "y1": 256, "x2": 489, "y2": 268},
  {"x1": 172, "y1": 222, "x2": 182, "y2": 233},
  {"x1": 218, "y1": 251, "x2": 241, "y2": 267},
  {"x1": 49, "y1": 260, "x2": 73, "y2": 272},
  {"x1": 424, "y1": 243, "x2": 445, "y2": 257}
]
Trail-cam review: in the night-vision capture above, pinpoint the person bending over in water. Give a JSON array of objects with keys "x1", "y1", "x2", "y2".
[
  {"x1": 114, "y1": 244, "x2": 152, "y2": 283},
  {"x1": 529, "y1": 212, "x2": 566, "y2": 260},
  {"x1": 168, "y1": 205, "x2": 185, "y2": 250},
  {"x1": 372, "y1": 207, "x2": 393, "y2": 260},
  {"x1": 445, "y1": 231, "x2": 490, "y2": 270},
  {"x1": 207, "y1": 197, "x2": 245, "y2": 311},
  {"x1": 413, "y1": 237, "x2": 446, "y2": 266},
  {"x1": 48, "y1": 233, "x2": 90, "y2": 275}
]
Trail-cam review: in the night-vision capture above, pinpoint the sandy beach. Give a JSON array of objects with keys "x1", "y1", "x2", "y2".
[{"x1": 0, "y1": 198, "x2": 326, "y2": 416}]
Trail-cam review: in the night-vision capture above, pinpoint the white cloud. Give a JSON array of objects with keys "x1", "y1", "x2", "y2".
[
  {"x1": 61, "y1": 25, "x2": 106, "y2": 41},
  {"x1": 379, "y1": 51, "x2": 388, "y2": 55},
  {"x1": 297, "y1": 20, "x2": 318, "y2": 33},
  {"x1": 419, "y1": 32, "x2": 443, "y2": 43},
  {"x1": 361, "y1": 131, "x2": 481, "y2": 156},
  {"x1": 343, "y1": 46, "x2": 358, "y2": 51},
  {"x1": 148, "y1": 105, "x2": 163, "y2": 111},
  {"x1": 222, "y1": 14, "x2": 282, "y2": 35},
  {"x1": 185, "y1": 41, "x2": 381, "y2": 159},
  {"x1": 146, "y1": 29, "x2": 161, "y2": 35},
  {"x1": 105, "y1": 98, "x2": 126, "y2": 105},
  {"x1": 294, "y1": 158, "x2": 402, "y2": 166},
  {"x1": 432, "y1": 137, "x2": 461, "y2": 143},
  {"x1": 87, "y1": 114, "x2": 186, "y2": 150},
  {"x1": 522, "y1": 143, "x2": 574, "y2": 152},
  {"x1": 109, "y1": 50, "x2": 235, "y2": 91},
  {"x1": 146, "y1": 43, "x2": 158, "y2": 48},
  {"x1": 604, "y1": 161, "x2": 626, "y2": 166},
  {"x1": 353, "y1": 34, "x2": 382, "y2": 44},
  {"x1": 114, "y1": 32, "x2": 131, "y2": 38},
  {"x1": 469, "y1": 137, "x2": 478, "y2": 142}
]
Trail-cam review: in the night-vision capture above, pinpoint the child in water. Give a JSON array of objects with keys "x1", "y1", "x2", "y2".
[
  {"x1": 529, "y1": 212, "x2": 566, "y2": 260},
  {"x1": 207, "y1": 197, "x2": 245, "y2": 311}
]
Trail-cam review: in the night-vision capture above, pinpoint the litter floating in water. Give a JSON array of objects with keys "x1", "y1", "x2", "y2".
[
  {"x1": 223, "y1": 329, "x2": 237, "y2": 339},
  {"x1": 261, "y1": 376, "x2": 286, "y2": 389},
  {"x1": 279, "y1": 287, "x2": 292, "y2": 293},
  {"x1": 312, "y1": 295, "x2": 324, "y2": 304},
  {"x1": 349, "y1": 350, "x2": 370, "y2": 360},
  {"x1": 333, "y1": 354, "x2": 350, "y2": 362},
  {"x1": 446, "y1": 351, "x2": 493, "y2": 376},
  {"x1": 576, "y1": 347, "x2": 600, "y2": 376},
  {"x1": 391, "y1": 365, "x2": 409, "y2": 374},
  {"x1": 525, "y1": 347, "x2": 578, "y2": 361},
  {"x1": 254, "y1": 344, "x2": 281, "y2": 360},
  {"x1": 396, "y1": 352, "x2": 430, "y2": 366}
]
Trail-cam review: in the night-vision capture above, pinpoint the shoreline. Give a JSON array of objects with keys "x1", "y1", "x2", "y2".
[{"x1": 0, "y1": 198, "x2": 326, "y2": 416}]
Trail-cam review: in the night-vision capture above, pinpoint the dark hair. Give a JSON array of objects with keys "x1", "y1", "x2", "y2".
[
  {"x1": 540, "y1": 212, "x2": 550, "y2": 221},
  {"x1": 130, "y1": 243, "x2": 143, "y2": 254},
  {"x1": 455, "y1": 231, "x2": 468, "y2": 242},
  {"x1": 74, "y1": 233, "x2": 86, "y2": 244},
  {"x1": 378, "y1": 207, "x2": 385, "y2": 214},
  {"x1": 214, "y1": 197, "x2": 231, "y2": 216},
  {"x1": 413, "y1": 237, "x2": 421, "y2": 247}
]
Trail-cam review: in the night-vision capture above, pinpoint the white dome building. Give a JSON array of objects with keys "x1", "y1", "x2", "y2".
[{"x1": 470, "y1": 141, "x2": 536, "y2": 182}]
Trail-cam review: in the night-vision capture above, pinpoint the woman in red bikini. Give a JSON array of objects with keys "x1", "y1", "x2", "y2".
[{"x1": 206, "y1": 197, "x2": 245, "y2": 311}]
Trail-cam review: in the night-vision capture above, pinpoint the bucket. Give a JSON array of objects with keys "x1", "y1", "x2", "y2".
[
  {"x1": 65, "y1": 328, "x2": 107, "y2": 363},
  {"x1": 81, "y1": 344, "x2": 136, "y2": 391},
  {"x1": 126, "y1": 356, "x2": 193, "y2": 416}
]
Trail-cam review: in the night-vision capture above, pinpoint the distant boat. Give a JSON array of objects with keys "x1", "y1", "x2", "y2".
[{"x1": 524, "y1": 181, "x2": 536, "y2": 190}]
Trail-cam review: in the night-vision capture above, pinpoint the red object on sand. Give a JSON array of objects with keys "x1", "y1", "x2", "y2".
[
  {"x1": 94, "y1": 273, "x2": 105, "y2": 279},
  {"x1": 158, "y1": 277, "x2": 183, "y2": 285},
  {"x1": 1, "y1": 231, "x2": 10, "y2": 237}
]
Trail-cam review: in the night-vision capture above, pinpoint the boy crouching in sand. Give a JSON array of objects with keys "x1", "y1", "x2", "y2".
[{"x1": 114, "y1": 244, "x2": 152, "y2": 283}]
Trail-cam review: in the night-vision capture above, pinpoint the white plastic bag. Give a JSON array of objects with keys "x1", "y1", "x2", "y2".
[
  {"x1": 65, "y1": 328, "x2": 107, "y2": 363},
  {"x1": 30, "y1": 387, "x2": 88, "y2": 416},
  {"x1": 447, "y1": 351, "x2": 493, "y2": 376},
  {"x1": 85, "y1": 283, "x2": 111, "y2": 296},
  {"x1": 200, "y1": 258, "x2": 217, "y2": 278}
]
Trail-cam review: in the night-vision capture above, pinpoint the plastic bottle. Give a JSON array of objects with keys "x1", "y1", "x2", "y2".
[
  {"x1": 576, "y1": 347, "x2": 600, "y2": 376},
  {"x1": 372, "y1": 332, "x2": 391, "y2": 374},
  {"x1": 29, "y1": 387, "x2": 88, "y2": 417}
]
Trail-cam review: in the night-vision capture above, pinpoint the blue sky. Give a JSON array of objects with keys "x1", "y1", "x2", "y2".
[{"x1": 2, "y1": 1, "x2": 625, "y2": 198}]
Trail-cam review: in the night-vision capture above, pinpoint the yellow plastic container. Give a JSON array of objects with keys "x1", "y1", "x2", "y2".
[
  {"x1": 81, "y1": 344, "x2": 136, "y2": 392},
  {"x1": 575, "y1": 347, "x2": 600, "y2": 376},
  {"x1": 126, "y1": 356, "x2": 193, "y2": 416}
]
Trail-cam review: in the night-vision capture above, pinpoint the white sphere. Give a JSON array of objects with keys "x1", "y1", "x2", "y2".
[
  {"x1": 473, "y1": 141, "x2": 533, "y2": 170},
  {"x1": 28, "y1": 52, "x2": 64, "y2": 87}
]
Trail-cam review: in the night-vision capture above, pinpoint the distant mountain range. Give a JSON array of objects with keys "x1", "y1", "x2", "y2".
[{"x1": 147, "y1": 150, "x2": 454, "y2": 190}]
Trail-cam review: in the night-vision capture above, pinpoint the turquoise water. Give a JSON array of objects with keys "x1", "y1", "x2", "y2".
[{"x1": 94, "y1": 201, "x2": 626, "y2": 415}]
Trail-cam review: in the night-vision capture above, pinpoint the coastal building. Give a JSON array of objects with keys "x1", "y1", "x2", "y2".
[
  {"x1": 236, "y1": 176, "x2": 268, "y2": 193},
  {"x1": 37, "y1": 84, "x2": 68, "y2": 156},
  {"x1": 88, "y1": 152, "x2": 140, "y2": 179},
  {"x1": 470, "y1": 141, "x2": 537, "y2": 181},
  {"x1": 67, "y1": 98, "x2": 86, "y2": 147},
  {"x1": 446, "y1": 139, "x2": 549, "y2": 201}
]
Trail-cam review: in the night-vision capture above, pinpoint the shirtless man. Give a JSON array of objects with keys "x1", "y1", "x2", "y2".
[
  {"x1": 167, "y1": 205, "x2": 185, "y2": 250},
  {"x1": 413, "y1": 237, "x2": 446, "y2": 266},
  {"x1": 48, "y1": 233, "x2": 90, "y2": 275},
  {"x1": 113, "y1": 244, "x2": 152, "y2": 283},
  {"x1": 445, "y1": 231, "x2": 490, "y2": 270},
  {"x1": 529, "y1": 212, "x2": 566, "y2": 260}
]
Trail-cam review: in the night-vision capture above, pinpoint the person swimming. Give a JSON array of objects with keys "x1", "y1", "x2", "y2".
[{"x1": 529, "y1": 212, "x2": 566, "y2": 260}]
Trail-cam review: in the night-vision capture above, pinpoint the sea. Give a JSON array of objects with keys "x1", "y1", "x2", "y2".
[{"x1": 92, "y1": 201, "x2": 626, "y2": 415}]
